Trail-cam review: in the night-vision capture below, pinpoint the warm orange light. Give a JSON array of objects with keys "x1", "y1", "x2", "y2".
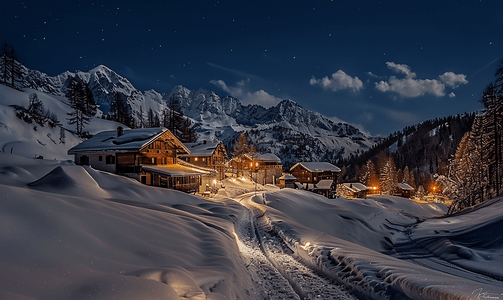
[
  {"x1": 256, "y1": 162, "x2": 259, "y2": 167},
  {"x1": 195, "y1": 157, "x2": 198, "y2": 161},
  {"x1": 250, "y1": 163, "x2": 253, "y2": 167}
]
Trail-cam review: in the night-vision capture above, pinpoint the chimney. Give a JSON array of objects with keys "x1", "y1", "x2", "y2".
[{"x1": 117, "y1": 126, "x2": 124, "y2": 137}]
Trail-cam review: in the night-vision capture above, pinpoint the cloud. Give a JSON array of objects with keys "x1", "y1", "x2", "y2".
[
  {"x1": 242, "y1": 90, "x2": 283, "y2": 108},
  {"x1": 310, "y1": 70, "x2": 363, "y2": 92},
  {"x1": 439, "y1": 72, "x2": 468, "y2": 87},
  {"x1": 449, "y1": 92, "x2": 456, "y2": 98},
  {"x1": 375, "y1": 76, "x2": 445, "y2": 97},
  {"x1": 210, "y1": 79, "x2": 282, "y2": 108},
  {"x1": 366, "y1": 71, "x2": 379, "y2": 78},
  {"x1": 375, "y1": 62, "x2": 468, "y2": 98},
  {"x1": 210, "y1": 79, "x2": 247, "y2": 98},
  {"x1": 386, "y1": 62, "x2": 416, "y2": 78}
]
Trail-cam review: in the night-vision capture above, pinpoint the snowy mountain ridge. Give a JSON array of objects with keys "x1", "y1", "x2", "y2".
[{"x1": 22, "y1": 64, "x2": 377, "y2": 165}]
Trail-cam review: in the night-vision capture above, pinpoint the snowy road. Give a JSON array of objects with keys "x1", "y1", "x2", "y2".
[{"x1": 234, "y1": 193, "x2": 359, "y2": 300}]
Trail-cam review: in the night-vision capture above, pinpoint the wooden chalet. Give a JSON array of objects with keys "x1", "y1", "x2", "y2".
[
  {"x1": 278, "y1": 174, "x2": 297, "y2": 188},
  {"x1": 396, "y1": 182, "x2": 414, "y2": 198},
  {"x1": 178, "y1": 140, "x2": 228, "y2": 180},
  {"x1": 230, "y1": 153, "x2": 283, "y2": 184},
  {"x1": 290, "y1": 162, "x2": 341, "y2": 185},
  {"x1": 68, "y1": 127, "x2": 210, "y2": 192},
  {"x1": 314, "y1": 179, "x2": 337, "y2": 198},
  {"x1": 339, "y1": 182, "x2": 369, "y2": 199}
]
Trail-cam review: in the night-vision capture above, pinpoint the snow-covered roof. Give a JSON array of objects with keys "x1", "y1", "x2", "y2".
[
  {"x1": 243, "y1": 153, "x2": 281, "y2": 163},
  {"x1": 142, "y1": 164, "x2": 210, "y2": 177},
  {"x1": 295, "y1": 182, "x2": 304, "y2": 189},
  {"x1": 290, "y1": 162, "x2": 341, "y2": 173},
  {"x1": 397, "y1": 182, "x2": 414, "y2": 191},
  {"x1": 341, "y1": 182, "x2": 369, "y2": 193},
  {"x1": 278, "y1": 174, "x2": 297, "y2": 181},
  {"x1": 68, "y1": 127, "x2": 189, "y2": 154},
  {"x1": 315, "y1": 179, "x2": 334, "y2": 190},
  {"x1": 179, "y1": 141, "x2": 223, "y2": 157}
]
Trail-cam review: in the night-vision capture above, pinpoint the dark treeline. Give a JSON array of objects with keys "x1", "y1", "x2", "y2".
[
  {"x1": 341, "y1": 113, "x2": 476, "y2": 190},
  {"x1": 0, "y1": 43, "x2": 24, "y2": 90},
  {"x1": 438, "y1": 61, "x2": 503, "y2": 213}
]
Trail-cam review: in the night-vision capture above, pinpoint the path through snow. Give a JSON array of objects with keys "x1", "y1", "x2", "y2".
[{"x1": 233, "y1": 192, "x2": 359, "y2": 300}]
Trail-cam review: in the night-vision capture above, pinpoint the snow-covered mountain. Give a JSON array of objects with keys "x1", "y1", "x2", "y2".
[{"x1": 22, "y1": 65, "x2": 377, "y2": 166}]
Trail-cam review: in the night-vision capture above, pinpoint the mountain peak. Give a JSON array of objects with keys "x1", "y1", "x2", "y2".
[{"x1": 89, "y1": 65, "x2": 112, "y2": 74}]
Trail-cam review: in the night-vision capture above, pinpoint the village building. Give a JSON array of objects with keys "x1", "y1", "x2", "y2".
[
  {"x1": 178, "y1": 140, "x2": 229, "y2": 180},
  {"x1": 339, "y1": 182, "x2": 369, "y2": 199},
  {"x1": 229, "y1": 153, "x2": 283, "y2": 184},
  {"x1": 396, "y1": 182, "x2": 415, "y2": 198},
  {"x1": 278, "y1": 174, "x2": 297, "y2": 188},
  {"x1": 68, "y1": 127, "x2": 210, "y2": 192},
  {"x1": 290, "y1": 162, "x2": 341, "y2": 185},
  {"x1": 313, "y1": 179, "x2": 337, "y2": 198}
]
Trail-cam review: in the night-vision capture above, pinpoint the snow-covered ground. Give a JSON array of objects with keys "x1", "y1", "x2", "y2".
[
  {"x1": 1, "y1": 152, "x2": 503, "y2": 299},
  {"x1": 1, "y1": 84, "x2": 503, "y2": 299}
]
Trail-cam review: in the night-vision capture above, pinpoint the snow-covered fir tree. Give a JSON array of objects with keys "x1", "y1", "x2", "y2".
[{"x1": 380, "y1": 156, "x2": 397, "y2": 195}]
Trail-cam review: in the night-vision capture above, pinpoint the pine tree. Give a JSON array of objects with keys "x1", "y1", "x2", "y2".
[
  {"x1": 59, "y1": 127, "x2": 66, "y2": 144},
  {"x1": 179, "y1": 116, "x2": 197, "y2": 143},
  {"x1": 110, "y1": 93, "x2": 129, "y2": 125},
  {"x1": 153, "y1": 113, "x2": 160, "y2": 128},
  {"x1": 9, "y1": 48, "x2": 24, "y2": 88},
  {"x1": 82, "y1": 83, "x2": 97, "y2": 117},
  {"x1": 65, "y1": 77, "x2": 91, "y2": 136},
  {"x1": 138, "y1": 106, "x2": 145, "y2": 128},
  {"x1": 0, "y1": 43, "x2": 24, "y2": 88},
  {"x1": 28, "y1": 93, "x2": 45, "y2": 124},
  {"x1": 379, "y1": 156, "x2": 397, "y2": 195},
  {"x1": 233, "y1": 133, "x2": 250, "y2": 158},
  {"x1": 0, "y1": 42, "x2": 9, "y2": 84},
  {"x1": 360, "y1": 159, "x2": 376, "y2": 187}
]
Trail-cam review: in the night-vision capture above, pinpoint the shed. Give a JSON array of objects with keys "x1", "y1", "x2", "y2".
[{"x1": 396, "y1": 182, "x2": 414, "y2": 198}]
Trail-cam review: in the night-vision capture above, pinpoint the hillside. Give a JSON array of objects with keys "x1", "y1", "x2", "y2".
[
  {"x1": 341, "y1": 113, "x2": 476, "y2": 185},
  {"x1": 20, "y1": 64, "x2": 377, "y2": 167},
  {"x1": 0, "y1": 84, "x2": 125, "y2": 160}
]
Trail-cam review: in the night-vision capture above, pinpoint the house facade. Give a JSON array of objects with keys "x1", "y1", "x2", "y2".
[
  {"x1": 290, "y1": 162, "x2": 341, "y2": 185},
  {"x1": 178, "y1": 141, "x2": 228, "y2": 180},
  {"x1": 68, "y1": 127, "x2": 209, "y2": 192},
  {"x1": 230, "y1": 153, "x2": 283, "y2": 184}
]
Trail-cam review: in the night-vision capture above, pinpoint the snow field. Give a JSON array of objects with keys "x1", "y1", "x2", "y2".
[{"x1": 1, "y1": 151, "x2": 503, "y2": 299}]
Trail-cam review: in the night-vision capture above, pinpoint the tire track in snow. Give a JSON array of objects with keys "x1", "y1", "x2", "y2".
[{"x1": 235, "y1": 193, "x2": 359, "y2": 300}]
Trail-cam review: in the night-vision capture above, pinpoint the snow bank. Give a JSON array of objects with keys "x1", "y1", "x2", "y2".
[
  {"x1": 262, "y1": 189, "x2": 503, "y2": 299},
  {"x1": 0, "y1": 153, "x2": 252, "y2": 300},
  {"x1": 408, "y1": 197, "x2": 503, "y2": 281}
]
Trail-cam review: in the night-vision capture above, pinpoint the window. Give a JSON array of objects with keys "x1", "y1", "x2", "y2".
[
  {"x1": 98, "y1": 156, "x2": 102, "y2": 161},
  {"x1": 80, "y1": 155, "x2": 89, "y2": 165},
  {"x1": 106, "y1": 155, "x2": 115, "y2": 164}
]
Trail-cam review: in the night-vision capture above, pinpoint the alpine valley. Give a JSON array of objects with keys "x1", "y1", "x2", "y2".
[{"x1": 22, "y1": 64, "x2": 378, "y2": 167}]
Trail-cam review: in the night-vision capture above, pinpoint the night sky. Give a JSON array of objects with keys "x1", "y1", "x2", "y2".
[{"x1": 1, "y1": 0, "x2": 502, "y2": 135}]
